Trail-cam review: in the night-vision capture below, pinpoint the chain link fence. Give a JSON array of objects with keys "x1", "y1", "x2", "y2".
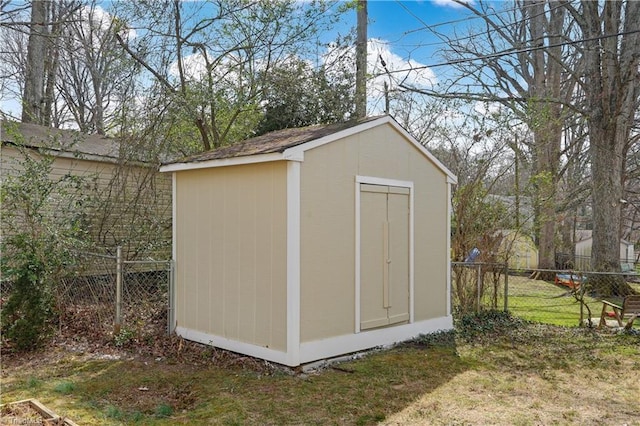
[
  {"x1": 451, "y1": 262, "x2": 508, "y2": 315},
  {"x1": 451, "y1": 262, "x2": 640, "y2": 328},
  {"x1": 57, "y1": 248, "x2": 172, "y2": 343}
]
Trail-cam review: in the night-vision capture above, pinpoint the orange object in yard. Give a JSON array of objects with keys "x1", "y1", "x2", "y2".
[{"x1": 554, "y1": 273, "x2": 584, "y2": 289}]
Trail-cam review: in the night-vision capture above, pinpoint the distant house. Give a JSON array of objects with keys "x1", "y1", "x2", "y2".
[
  {"x1": 574, "y1": 230, "x2": 635, "y2": 270},
  {"x1": 496, "y1": 230, "x2": 538, "y2": 270},
  {"x1": 161, "y1": 115, "x2": 457, "y2": 367},
  {"x1": 0, "y1": 120, "x2": 172, "y2": 260}
]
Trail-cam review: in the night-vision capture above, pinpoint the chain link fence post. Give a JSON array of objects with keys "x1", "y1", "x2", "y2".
[
  {"x1": 504, "y1": 263, "x2": 509, "y2": 312},
  {"x1": 114, "y1": 245, "x2": 123, "y2": 335},
  {"x1": 476, "y1": 263, "x2": 482, "y2": 312},
  {"x1": 168, "y1": 259, "x2": 175, "y2": 335}
]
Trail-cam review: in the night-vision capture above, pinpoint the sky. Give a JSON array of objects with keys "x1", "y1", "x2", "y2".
[
  {"x1": 336, "y1": 0, "x2": 480, "y2": 114},
  {"x1": 0, "y1": 0, "x2": 482, "y2": 120},
  {"x1": 366, "y1": 0, "x2": 474, "y2": 61},
  {"x1": 324, "y1": 1, "x2": 479, "y2": 76}
]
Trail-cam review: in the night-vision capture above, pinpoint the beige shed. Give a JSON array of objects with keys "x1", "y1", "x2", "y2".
[{"x1": 160, "y1": 115, "x2": 457, "y2": 366}]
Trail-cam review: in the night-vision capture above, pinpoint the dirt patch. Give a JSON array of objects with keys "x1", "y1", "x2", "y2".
[{"x1": 2, "y1": 323, "x2": 281, "y2": 373}]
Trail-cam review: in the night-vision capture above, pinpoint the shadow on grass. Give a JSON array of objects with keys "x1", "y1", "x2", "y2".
[
  {"x1": 18, "y1": 332, "x2": 470, "y2": 425},
  {"x1": 4, "y1": 315, "x2": 639, "y2": 425}
]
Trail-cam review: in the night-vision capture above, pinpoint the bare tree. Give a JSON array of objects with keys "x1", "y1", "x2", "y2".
[
  {"x1": 0, "y1": 13, "x2": 29, "y2": 113},
  {"x1": 565, "y1": 1, "x2": 640, "y2": 280},
  {"x1": 6, "y1": 1, "x2": 81, "y2": 126},
  {"x1": 397, "y1": 1, "x2": 580, "y2": 272},
  {"x1": 55, "y1": 0, "x2": 139, "y2": 134}
]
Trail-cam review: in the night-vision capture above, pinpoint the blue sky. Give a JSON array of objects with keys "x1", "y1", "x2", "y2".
[
  {"x1": 367, "y1": 0, "x2": 473, "y2": 59},
  {"x1": 0, "y1": 0, "x2": 481, "y2": 120},
  {"x1": 330, "y1": 0, "x2": 480, "y2": 113}
]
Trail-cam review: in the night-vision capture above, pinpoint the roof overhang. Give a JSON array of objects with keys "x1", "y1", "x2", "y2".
[{"x1": 159, "y1": 152, "x2": 291, "y2": 173}]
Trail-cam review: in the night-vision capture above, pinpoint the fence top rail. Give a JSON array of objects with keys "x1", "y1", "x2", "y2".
[
  {"x1": 515, "y1": 268, "x2": 637, "y2": 276},
  {"x1": 123, "y1": 259, "x2": 171, "y2": 265},
  {"x1": 452, "y1": 262, "x2": 508, "y2": 268},
  {"x1": 72, "y1": 251, "x2": 117, "y2": 260}
]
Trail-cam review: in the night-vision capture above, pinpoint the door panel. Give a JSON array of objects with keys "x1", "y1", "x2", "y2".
[
  {"x1": 359, "y1": 184, "x2": 410, "y2": 330},
  {"x1": 387, "y1": 192, "x2": 410, "y2": 324},
  {"x1": 360, "y1": 190, "x2": 389, "y2": 330}
]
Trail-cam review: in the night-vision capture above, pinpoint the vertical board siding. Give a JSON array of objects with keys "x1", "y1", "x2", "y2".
[
  {"x1": 299, "y1": 139, "x2": 358, "y2": 341},
  {"x1": 175, "y1": 162, "x2": 288, "y2": 352},
  {"x1": 300, "y1": 124, "x2": 449, "y2": 342}
]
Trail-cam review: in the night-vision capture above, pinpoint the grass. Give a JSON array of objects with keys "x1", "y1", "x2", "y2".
[
  {"x1": 2, "y1": 316, "x2": 639, "y2": 425},
  {"x1": 1, "y1": 343, "x2": 469, "y2": 425},
  {"x1": 506, "y1": 275, "x2": 604, "y2": 326},
  {"x1": 506, "y1": 275, "x2": 640, "y2": 328},
  {"x1": 53, "y1": 381, "x2": 76, "y2": 395}
]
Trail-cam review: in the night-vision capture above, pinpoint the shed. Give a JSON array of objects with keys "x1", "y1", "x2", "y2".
[
  {"x1": 574, "y1": 230, "x2": 635, "y2": 270},
  {"x1": 496, "y1": 230, "x2": 538, "y2": 270},
  {"x1": 160, "y1": 115, "x2": 457, "y2": 366}
]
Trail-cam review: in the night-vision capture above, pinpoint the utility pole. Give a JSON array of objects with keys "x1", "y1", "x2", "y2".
[{"x1": 355, "y1": 0, "x2": 367, "y2": 119}]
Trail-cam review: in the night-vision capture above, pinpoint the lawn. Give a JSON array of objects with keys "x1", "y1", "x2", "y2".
[
  {"x1": 1, "y1": 314, "x2": 639, "y2": 425},
  {"x1": 506, "y1": 275, "x2": 640, "y2": 327},
  {"x1": 506, "y1": 275, "x2": 602, "y2": 326}
]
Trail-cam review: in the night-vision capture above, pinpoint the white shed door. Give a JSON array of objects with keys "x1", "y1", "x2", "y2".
[{"x1": 360, "y1": 184, "x2": 410, "y2": 330}]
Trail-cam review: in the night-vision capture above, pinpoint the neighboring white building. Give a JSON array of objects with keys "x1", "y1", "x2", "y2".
[
  {"x1": 574, "y1": 230, "x2": 635, "y2": 270},
  {"x1": 1, "y1": 120, "x2": 172, "y2": 260}
]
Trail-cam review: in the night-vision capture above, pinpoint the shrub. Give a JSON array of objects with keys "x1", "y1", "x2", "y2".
[
  {"x1": 1, "y1": 134, "x2": 90, "y2": 351},
  {"x1": 1, "y1": 256, "x2": 55, "y2": 350},
  {"x1": 456, "y1": 310, "x2": 524, "y2": 342}
]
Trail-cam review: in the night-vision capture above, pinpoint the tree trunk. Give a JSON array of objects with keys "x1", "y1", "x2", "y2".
[
  {"x1": 527, "y1": 0, "x2": 564, "y2": 273},
  {"x1": 569, "y1": 0, "x2": 640, "y2": 295},
  {"x1": 22, "y1": 0, "x2": 49, "y2": 124},
  {"x1": 43, "y1": 1, "x2": 61, "y2": 128}
]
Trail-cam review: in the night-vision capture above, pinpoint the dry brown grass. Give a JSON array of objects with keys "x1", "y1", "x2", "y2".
[{"x1": 382, "y1": 363, "x2": 640, "y2": 425}]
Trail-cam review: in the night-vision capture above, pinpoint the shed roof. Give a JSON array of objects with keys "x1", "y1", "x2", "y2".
[
  {"x1": 176, "y1": 116, "x2": 382, "y2": 163},
  {"x1": 1, "y1": 120, "x2": 121, "y2": 162},
  {"x1": 161, "y1": 115, "x2": 457, "y2": 183}
]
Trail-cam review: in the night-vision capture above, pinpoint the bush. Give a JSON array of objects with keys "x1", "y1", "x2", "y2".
[
  {"x1": 1, "y1": 136, "x2": 90, "y2": 351},
  {"x1": 455, "y1": 310, "x2": 525, "y2": 342},
  {"x1": 1, "y1": 257, "x2": 55, "y2": 350}
]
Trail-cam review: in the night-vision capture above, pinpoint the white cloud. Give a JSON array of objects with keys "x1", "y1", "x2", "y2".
[
  {"x1": 323, "y1": 38, "x2": 437, "y2": 115},
  {"x1": 91, "y1": 5, "x2": 137, "y2": 40},
  {"x1": 431, "y1": 0, "x2": 474, "y2": 9},
  {"x1": 71, "y1": 5, "x2": 137, "y2": 49},
  {"x1": 368, "y1": 38, "x2": 436, "y2": 91},
  {"x1": 473, "y1": 101, "x2": 502, "y2": 116},
  {"x1": 169, "y1": 52, "x2": 209, "y2": 81}
]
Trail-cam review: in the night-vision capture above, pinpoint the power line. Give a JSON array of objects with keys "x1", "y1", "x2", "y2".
[
  {"x1": 379, "y1": 28, "x2": 640, "y2": 76},
  {"x1": 386, "y1": 0, "x2": 570, "y2": 57}
]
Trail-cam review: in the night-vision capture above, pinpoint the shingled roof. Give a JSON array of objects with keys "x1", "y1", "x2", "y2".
[
  {"x1": 172, "y1": 116, "x2": 383, "y2": 165},
  {"x1": 1, "y1": 120, "x2": 121, "y2": 161}
]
